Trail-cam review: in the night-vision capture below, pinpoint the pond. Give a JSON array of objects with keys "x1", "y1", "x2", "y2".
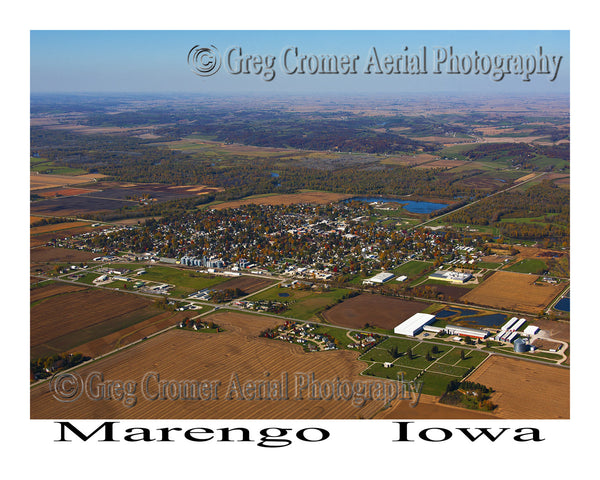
[
  {"x1": 554, "y1": 297, "x2": 570, "y2": 312},
  {"x1": 434, "y1": 308, "x2": 480, "y2": 319},
  {"x1": 344, "y1": 196, "x2": 447, "y2": 214},
  {"x1": 278, "y1": 292, "x2": 289, "y2": 297},
  {"x1": 458, "y1": 314, "x2": 508, "y2": 328}
]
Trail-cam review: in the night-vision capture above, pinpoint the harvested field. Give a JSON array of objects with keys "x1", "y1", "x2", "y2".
[
  {"x1": 212, "y1": 276, "x2": 276, "y2": 294},
  {"x1": 30, "y1": 216, "x2": 44, "y2": 224},
  {"x1": 30, "y1": 287, "x2": 157, "y2": 359},
  {"x1": 214, "y1": 191, "x2": 352, "y2": 209},
  {"x1": 466, "y1": 356, "x2": 569, "y2": 418},
  {"x1": 30, "y1": 282, "x2": 88, "y2": 303},
  {"x1": 30, "y1": 221, "x2": 90, "y2": 235},
  {"x1": 30, "y1": 246, "x2": 98, "y2": 264},
  {"x1": 30, "y1": 195, "x2": 135, "y2": 216},
  {"x1": 460, "y1": 271, "x2": 563, "y2": 314},
  {"x1": 515, "y1": 172, "x2": 537, "y2": 183},
  {"x1": 414, "y1": 159, "x2": 468, "y2": 169},
  {"x1": 82, "y1": 182, "x2": 222, "y2": 201},
  {"x1": 423, "y1": 284, "x2": 471, "y2": 301},
  {"x1": 31, "y1": 311, "x2": 493, "y2": 419},
  {"x1": 30, "y1": 172, "x2": 106, "y2": 190},
  {"x1": 73, "y1": 311, "x2": 189, "y2": 358},
  {"x1": 35, "y1": 188, "x2": 99, "y2": 198},
  {"x1": 381, "y1": 154, "x2": 439, "y2": 166},
  {"x1": 323, "y1": 293, "x2": 429, "y2": 330}
]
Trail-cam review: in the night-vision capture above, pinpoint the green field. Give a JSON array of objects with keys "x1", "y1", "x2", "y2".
[
  {"x1": 247, "y1": 285, "x2": 351, "y2": 320},
  {"x1": 393, "y1": 260, "x2": 433, "y2": 278},
  {"x1": 125, "y1": 265, "x2": 230, "y2": 297},
  {"x1": 30, "y1": 158, "x2": 88, "y2": 176},
  {"x1": 504, "y1": 258, "x2": 547, "y2": 274}
]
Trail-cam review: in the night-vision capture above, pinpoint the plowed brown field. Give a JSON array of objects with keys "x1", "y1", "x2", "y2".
[
  {"x1": 466, "y1": 356, "x2": 569, "y2": 419},
  {"x1": 30, "y1": 311, "x2": 495, "y2": 419},
  {"x1": 460, "y1": 271, "x2": 563, "y2": 314},
  {"x1": 323, "y1": 293, "x2": 428, "y2": 329}
]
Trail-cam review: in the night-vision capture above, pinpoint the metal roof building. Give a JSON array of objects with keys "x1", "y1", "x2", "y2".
[
  {"x1": 524, "y1": 325, "x2": 540, "y2": 336},
  {"x1": 501, "y1": 317, "x2": 519, "y2": 331},
  {"x1": 445, "y1": 324, "x2": 490, "y2": 339},
  {"x1": 363, "y1": 272, "x2": 395, "y2": 285},
  {"x1": 394, "y1": 313, "x2": 436, "y2": 337}
]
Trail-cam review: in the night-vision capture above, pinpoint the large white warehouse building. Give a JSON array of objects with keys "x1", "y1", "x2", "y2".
[{"x1": 394, "y1": 313, "x2": 436, "y2": 337}]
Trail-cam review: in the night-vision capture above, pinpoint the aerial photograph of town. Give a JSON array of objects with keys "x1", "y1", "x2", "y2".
[{"x1": 29, "y1": 30, "x2": 571, "y2": 423}]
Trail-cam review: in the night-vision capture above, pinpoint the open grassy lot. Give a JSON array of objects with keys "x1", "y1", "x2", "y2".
[
  {"x1": 392, "y1": 260, "x2": 433, "y2": 278},
  {"x1": 247, "y1": 285, "x2": 352, "y2": 321},
  {"x1": 128, "y1": 265, "x2": 231, "y2": 297},
  {"x1": 504, "y1": 258, "x2": 547, "y2": 274}
]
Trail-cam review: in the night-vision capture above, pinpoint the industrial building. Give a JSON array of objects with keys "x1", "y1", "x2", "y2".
[
  {"x1": 500, "y1": 317, "x2": 519, "y2": 331},
  {"x1": 362, "y1": 272, "x2": 395, "y2": 285},
  {"x1": 428, "y1": 270, "x2": 472, "y2": 283},
  {"x1": 394, "y1": 313, "x2": 436, "y2": 337},
  {"x1": 180, "y1": 255, "x2": 225, "y2": 269},
  {"x1": 444, "y1": 324, "x2": 489, "y2": 339},
  {"x1": 524, "y1": 325, "x2": 540, "y2": 336}
]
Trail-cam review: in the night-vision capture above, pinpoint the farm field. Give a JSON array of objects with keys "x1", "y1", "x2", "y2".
[
  {"x1": 30, "y1": 285, "x2": 161, "y2": 359},
  {"x1": 213, "y1": 190, "x2": 352, "y2": 209},
  {"x1": 72, "y1": 310, "x2": 191, "y2": 358},
  {"x1": 81, "y1": 182, "x2": 222, "y2": 201},
  {"x1": 466, "y1": 356, "x2": 569, "y2": 418},
  {"x1": 30, "y1": 221, "x2": 90, "y2": 235},
  {"x1": 460, "y1": 271, "x2": 564, "y2": 314},
  {"x1": 322, "y1": 293, "x2": 429, "y2": 330},
  {"x1": 248, "y1": 285, "x2": 351, "y2": 321},
  {"x1": 30, "y1": 311, "x2": 498, "y2": 419},
  {"x1": 34, "y1": 187, "x2": 99, "y2": 198},
  {"x1": 29, "y1": 195, "x2": 135, "y2": 216},
  {"x1": 30, "y1": 246, "x2": 99, "y2": 264},
  {"x1": 30, "y1": 172, "x2": 106, "y2": 190}
]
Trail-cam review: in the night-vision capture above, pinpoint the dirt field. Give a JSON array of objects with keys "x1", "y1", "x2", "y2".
[
  {"x1": 381, "y1": 154, "x2": 439, "y2": 166},
  {"x1": 215, "y1": 191, "x2": 352, "y2": 209},
  {"x1": 73, "y1": 311, "x2": 189, "y2": 358},
  {"x1": 515, "y1": 172, "x2": 538, "y2": 183},
  {"x1": 531, "y1": 318, "x2": 570, "y2": 343},
  {"x1": 30, "y1": 246, "x2": 99, "y2": 264},
  {"x1": 460, "y1": 271, "x2": 563, "y2": 314},
  {"x1": 30, "y1": 282, "x2": 88, "y2": 303},
  {"x1": 31, "y1": 287, "x2": 155, "y2": 359},
  {"x1": 30, "y1": 311, "x2": 497, "y2": 419},
  {"x1": 213, "y1": 276, "x2": 276, "y2": 294},
  {"x1": 323, "y1": 293, "x2": 429, "y2": 330},
  {"x1": 414, "y1": 159, "x2": 468, "y2": 169},
  {"x1": 30, "y1": 172, "x2": 106, "y2": 190},
  {"x1": 466, "y1": 356, "x2": 569, "y2": 418},
  {"x1": 30, "y1": 221, "x2": 90, "y2": 235},
  {"x1": 35, "y1": 188, "x2": 99, "y2": 198}
]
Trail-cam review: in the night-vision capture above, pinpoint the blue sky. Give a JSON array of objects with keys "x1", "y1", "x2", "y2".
[{"x1": 30, "y1": 30, "x2": 569, "y2": 94}]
